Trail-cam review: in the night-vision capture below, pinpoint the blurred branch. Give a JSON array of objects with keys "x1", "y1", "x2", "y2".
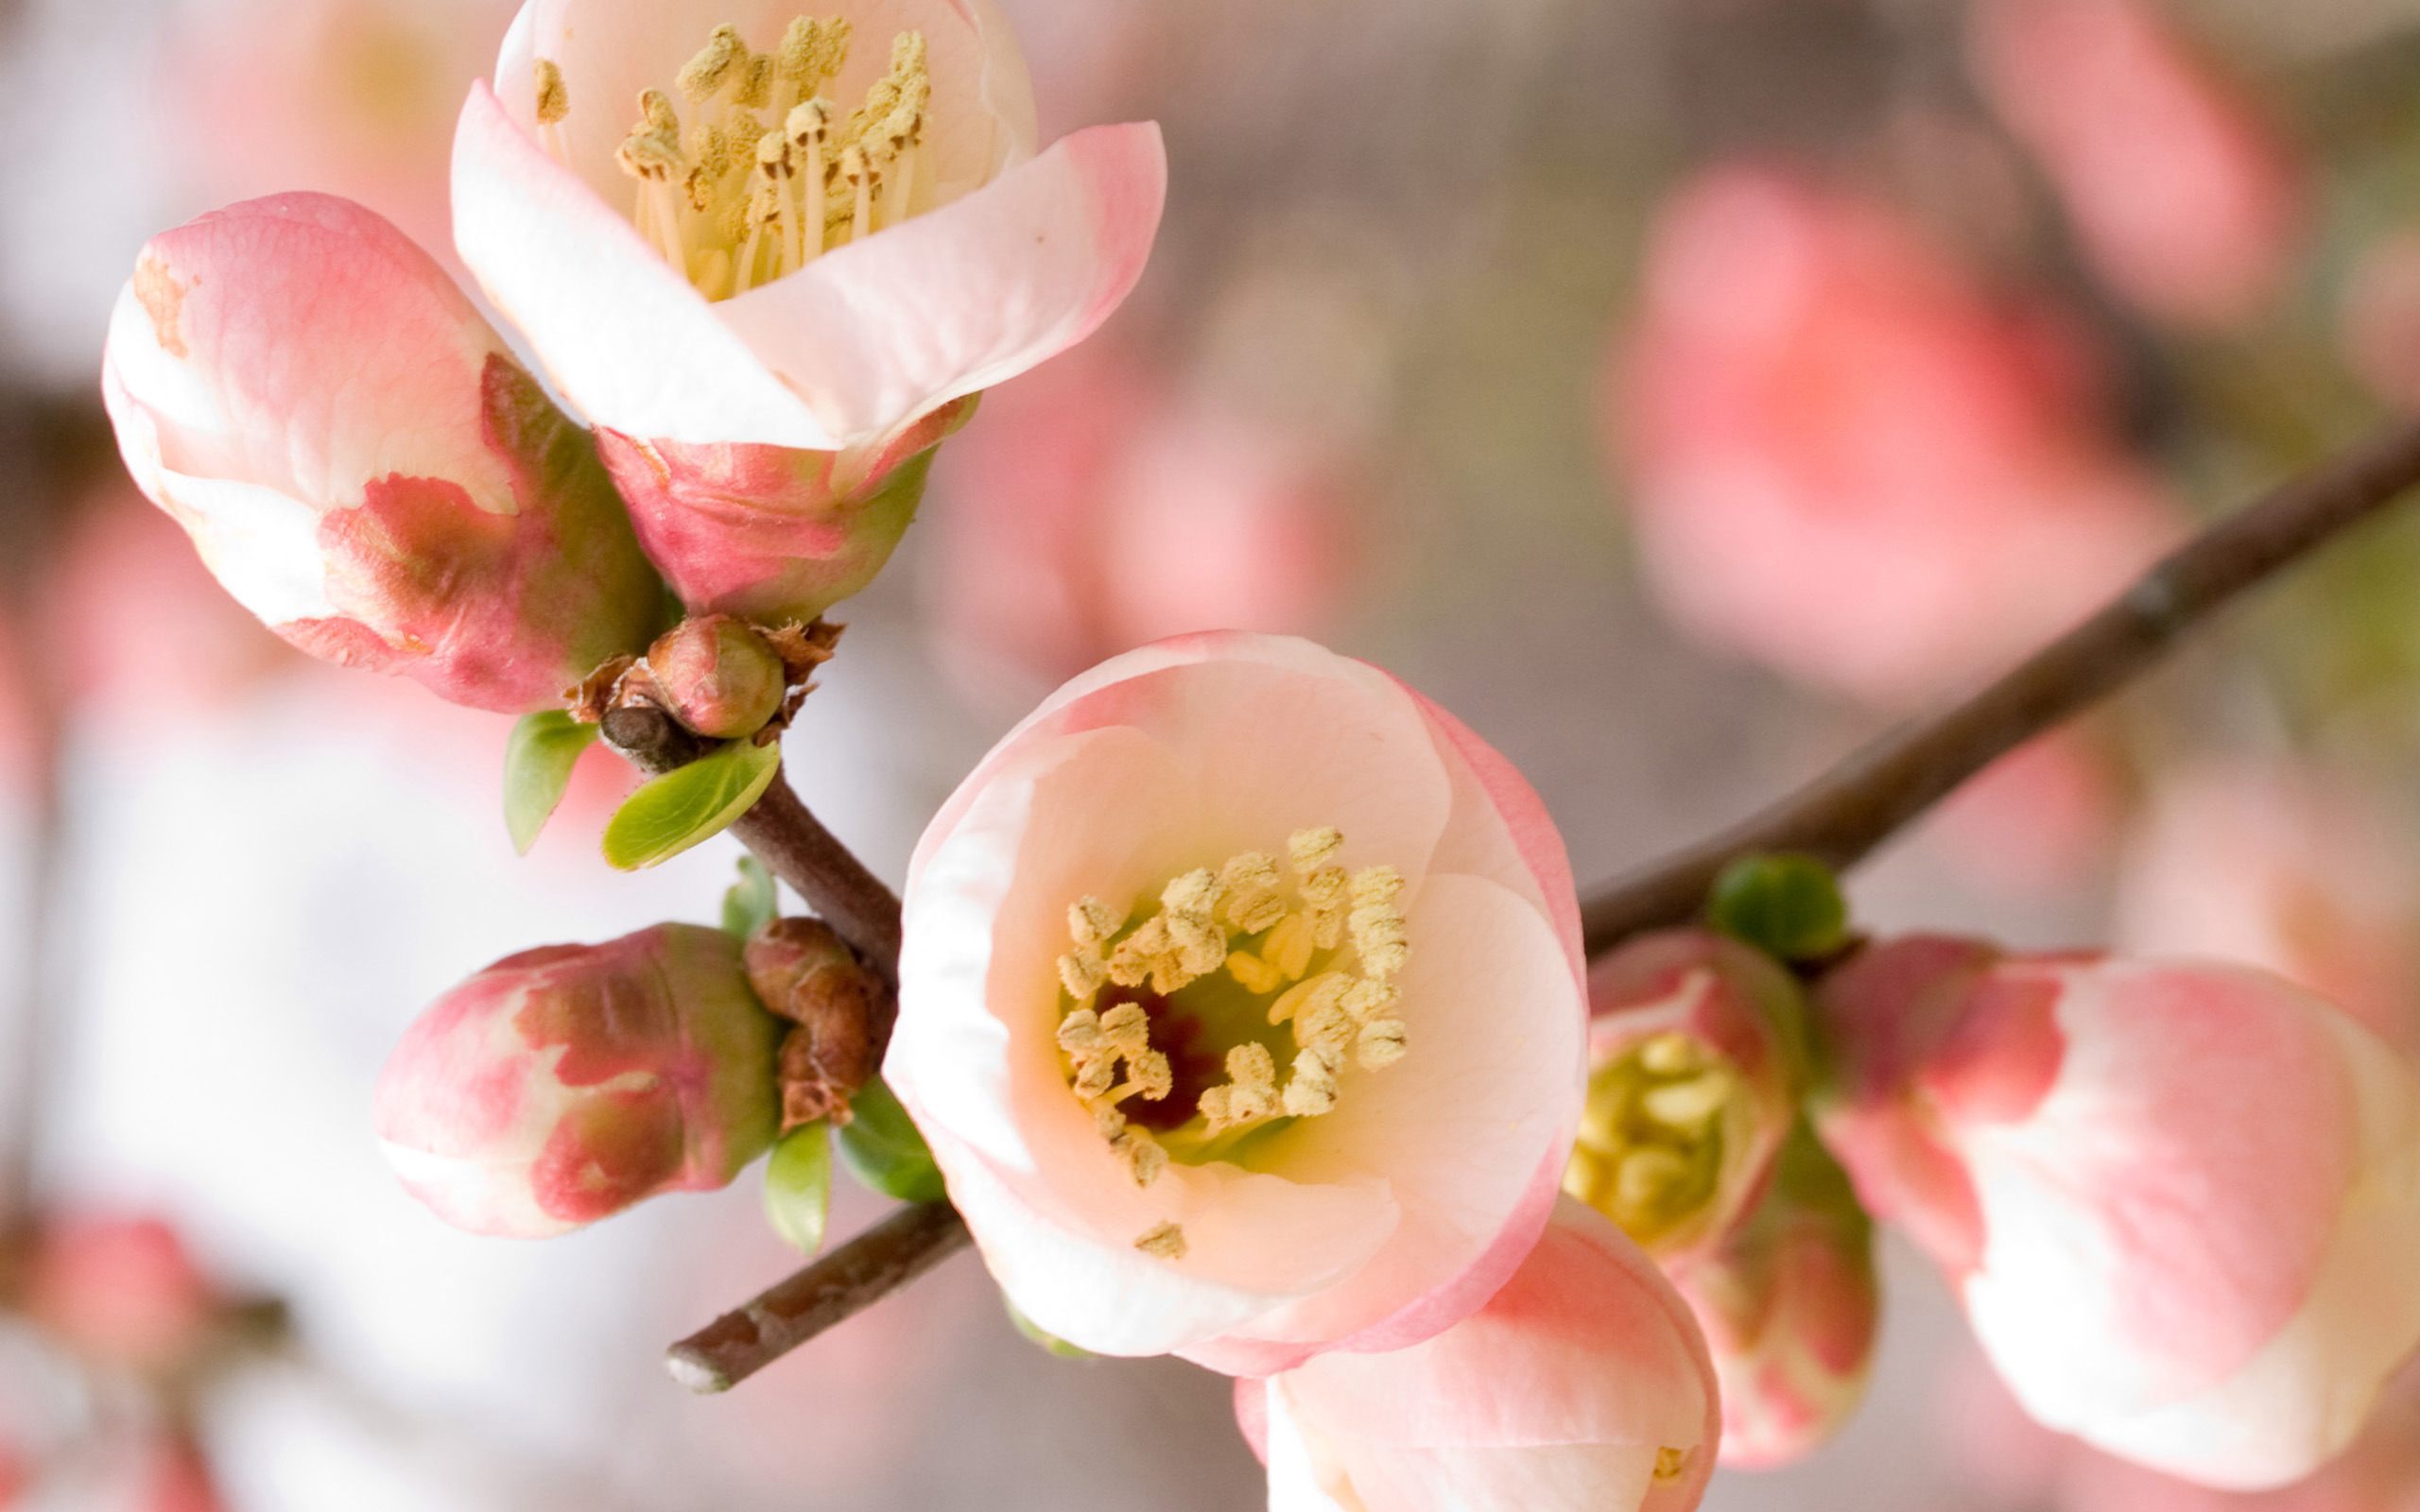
[
  {"x1": 600, "y1": 707, "x2": 903, "y2": 982},
  {"x1": 666, "y1": 1201, "x2": 968, "y2": 1394},
  {"x1": 1579, "y1": 417, "x2": 2420, "y2": 956}
]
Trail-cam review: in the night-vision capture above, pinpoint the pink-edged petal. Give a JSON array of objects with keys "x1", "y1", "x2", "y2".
[
  {"x1": 1407, "y1": 688, "x2": 1584, "y2": 989},
  {"x1": 717, "y1": 121, "x2": 1167, "y2": 449},
  {"x1": 1194, "y1": 876, "x2": 1586, "y2": 1371},
  {"x1": 452, "y1": 82, "x2": 833, "y2": 448}
]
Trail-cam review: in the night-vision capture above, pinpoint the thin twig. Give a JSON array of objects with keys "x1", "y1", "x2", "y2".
[
  {"x1": 663, "y1": 420, "x2": 2420, "y2": 1390},
  {"x1": 1579, "y1": 418, "x2": 2420, "y2": 956},
  {"x1": 666, "y1": 1202, "x2": 970, "y2": 1393},
  {"x1": 600, "y1": 707, "x2": 903, "y2": 982}
]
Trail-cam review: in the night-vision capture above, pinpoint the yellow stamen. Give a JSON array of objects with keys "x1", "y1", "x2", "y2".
[
  {"x1": 678, "y1": 25, "x2": 747, "y2": 105},
  {"x1": 1135, "y1": 1222, "x2": 1187, "y2": 1260}
]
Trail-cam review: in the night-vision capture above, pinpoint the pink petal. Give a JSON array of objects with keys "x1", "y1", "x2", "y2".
[{"x1": 717, "y1": 121, "x2": 1167, "y2": 450}]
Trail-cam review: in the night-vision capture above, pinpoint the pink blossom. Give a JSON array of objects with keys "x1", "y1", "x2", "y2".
[
  {"x1": 1615, "y1": 166, "x2": 2187, "y2": 707},
  {"x1": 100, "y1": 193, "x2": 665, "y2": 714},
  {"x1": 2115, "y1": 761, "x2": 2420, "y2": 1045},
  {"x1": 1568, "y1": 929, "x2": 1803, "y2": 1265},
  {"x1": 1922, "y1": 731, "x2": 2121, "y2": 902},
  {"x1": 1671, "y1": 1128, "x2": 1879, "y2": 1469},
  {"x1": 1236, "y1": 1197, "x2": 1720, "y2": 1512},
  {"x1": 452, "y1": 0, "x2": 1167, "y2": 623},
  {"x1": 1816, "y1": 938, "x2": 2420, "y2": 1487},
  {"x1": 1970, "y1": 0, "x2": 2304, "y2": 329},
  {"x1": 926, "y1": 342, "x2": 1358, "y2": 700},
  {"x1": 888, "y1": 631, "x2": 1587, "y2": 1374},
  {"x1": 21, "y1": 1215, "x2": 221, "y2": 1377},
  {"x1": 375, "y1": 923, "x2": 784, "y2": 1237}
]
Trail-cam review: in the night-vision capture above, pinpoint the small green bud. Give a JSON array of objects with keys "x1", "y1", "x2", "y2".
[
  {"x1": 763, "y1": 1121, "x2": 834, "y2": 1254},
  {"x1": 1707, "y1": 853, "x2": 1848, "y2": 962}
]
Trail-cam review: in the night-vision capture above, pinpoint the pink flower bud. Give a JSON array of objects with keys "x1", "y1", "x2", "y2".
[
  {"x1": 375, "y1": 923, "x2": 783, "y2": 1237},
  {"x1": 1570, "y1": 929, "x2": 1805, "y2": 1264},
  {"x1": 1672, "y1": 1128, "x2": 1878, "y2": 1469},
  {"x1": 646, "y1": 614, "x2": 787, "y2": 740},
  {"x1": 100, "y1": 193, "x2": 665, "y2": 713},
  {"x1": 1816, "y1": 938, "x2": 2420, "y2": 1488},
  {"x1": 1239, "y1": 1197, "x2": 1720, "y2": 1512}
]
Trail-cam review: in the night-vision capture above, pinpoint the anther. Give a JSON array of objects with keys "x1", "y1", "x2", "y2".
[
  {"x1": 1058, "y1": 951, "x2": 1106, "y2": 1001},
  {"x1": 678, "y1": 25, "x2": 747, "y2": 104},
  {"x1": 1638, "y1": 1031, "x2": 1703, "y2": 1077},
  {"x1": 1289, "y1": 829, "x2": 1343, "y2": 875},
  {"x1": 1642, "y1": 1070, "x2": 1734, "y2": 1132},
  {"x1": 1357, "y1": 1020, "x2": 1408, "y2": 1070},
  {"x1": 1262, "y1": 914, "x2": 1316, "y2": 981},
  {"x1": 1068, "y1": 897, "x2": 1122, "y2": 950},
  {"x1": 1270, "y1": 972, "x2": 1348, "y2": 1028},
  {"x1": 1654, "y1": 1448, "x2": 1690, "y2": 1482},
  {"x1": 1115, "y1": 1130, "x2": 1167, "y2": 1187},
  {"x1": 1135, "y1": 1222, "x2": 1187, "y2": 1260},
  {"x1": 1615, "y1": 1147, "x2": 1690, "y2": 1214},
  {"x1": 535, "y1": 59, "x2": 569, "y2": 124},
  {"x1": 1099, "y1": 1003, "x2": 1150, "y2": 1058},
  {"x1": 1056, "y1": 1008, "x2": 1105, "y2": 1059},
  {"x1": 641, "y1": 88, "x2": 682, "y2": 136},
  {"x1": 736, "y1": 54, "x2": 775, "y2": 111},
  {"x1": 1340, "y1": 979, "x2": 1399, "y2": 1022}
]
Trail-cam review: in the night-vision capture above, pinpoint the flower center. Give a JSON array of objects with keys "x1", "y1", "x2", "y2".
[
  {"x1": 1564, "y1": 1028, "x2": 1741, "y2": 1248},
  {"x1": 535, "y1": 15, "x2": 933, "y2": 302},
  {"x1": 1052, "y1": 828, "x2": 1413, "y2": 1253}
]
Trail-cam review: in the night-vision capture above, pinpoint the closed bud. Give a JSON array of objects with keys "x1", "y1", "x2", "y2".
[
  {"x1": 746, "y1": 917, "x2": 888, "y2": 1127},
  {"x1": 1673, "y1": 1125, "x2": 1879, "y2": 1469},
  {"x1": 100, "y1": 194, "x2": 664, "y2": 713},
  {"x1": 1568, "y1": 929, "x2": 1806, "y2": 1263},
  {"x1": 375, "y1": 923, "x2": 782, "y2": 1237},
  {"x1": 648, "y1": 613, "x2": 787, "y2": 739}
]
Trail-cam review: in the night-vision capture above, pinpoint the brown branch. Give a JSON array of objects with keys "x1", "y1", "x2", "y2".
[
  {"x1": 662, "y1": 420, "x2": 2420, "y2": 1391},
  {"x1": 600, "y1": 707, "x2": 903, "y2": 982},
  {"x1": 666, "y1": 1201, "x2": 970, "y2": 1393},
  {"x1": 1580, "y1": 418, "x2": 2420, "y2": 956}
]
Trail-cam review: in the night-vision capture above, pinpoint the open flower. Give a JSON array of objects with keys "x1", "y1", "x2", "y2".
[
  {"x1": 889, "y1": 632, "x2": 1587, "y2": 1375},
  {"x1": 1236, "y1": 1196, "x2": 1720, "y2": 1512},
  {"x1": 453, "y1": 0, "x2": 1167, "y2": 623},
  {"x1": 1672, "y1": 1125, "x2": 1878, "y2": 1469},
  {"x1": 376, "y1": 923, "x2": 784, "y2": 1237},
  {"x1": 100, "y1": 193, "x2": 665, "y2": 713},
  {"x1": 1815, "y1": 937, "x2": 2420, "y2": 1488},
  {"x1": 1568, "y1": 928, "x2": 1803, "y2": 1264}
]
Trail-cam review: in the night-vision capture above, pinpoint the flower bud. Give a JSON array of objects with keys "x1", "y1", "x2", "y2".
[
  {"x1": 1568, "y1": 929, "x2": 1805, "y2": 1263},
  {"x1": 1816, "y1": 937, "x2": 2420, "y2": 1489},
  {"x1": 22, "y1": 1214, "x2": 220, "y2": 1376},
  {"x1": 99, "y1": 193, "x2": 665, "y2": 713},
  {"x1": 375, "y1": 923, "x2": 782, "y2": 1237},
  {"x1": 746, "y1": 917, "x2": 890, "y2": 1128},
  {"x1": 1673, "y1": 1125, "x2": 1879, "y2": 1469},
  {"x1": 647, "y1": 614, "x2": 788, "y2": 740}
]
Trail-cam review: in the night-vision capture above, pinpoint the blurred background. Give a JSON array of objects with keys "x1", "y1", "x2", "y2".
[{"x1": 0, "y1": 0, "x2": 2417, "y2": 1505}]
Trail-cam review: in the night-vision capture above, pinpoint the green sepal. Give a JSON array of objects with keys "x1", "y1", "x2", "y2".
[
  {"x1": 723, "y1": 855, "x2": 779, "y2": 939},
  {"x1": 836, "y1": 1076, "x2": 946, "y2": 1204},
  {"x1": 762, "y1": 1121, "x2": 833, "y2": 1255},
  {"x1": 502, "y1": 711, "x2": 600, "y2": 855},
  {"x1": 601, "y1": 738, "x2": 783, "y2": 871},
  {"x1": 1707, "y1": 852, "x2": 1850, "y2": 962},
  {"x1": 1006, "y1": 1299, "x2": 1092, "y2": 1359}
]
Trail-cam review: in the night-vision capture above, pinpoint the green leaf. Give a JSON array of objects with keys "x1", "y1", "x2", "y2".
[
  {"x1": 762, "y1": 1122, "x2": 833, "y2": 1255},
  {"x1": 722, "y1": 855, "x2": 779, "y2": 938},
  {"x1": 600, "y1": 738, "x2": 783, "y2": 871},
  {"x1": 1707, "y1": 852, "x2": 1850, "y2": 962},
  {"x1": 503, "y1": 711, "x2": 600, "y2": 855},
  {"x1": 837, "y1": 1076, "x2": 946, "y2": 1204}
]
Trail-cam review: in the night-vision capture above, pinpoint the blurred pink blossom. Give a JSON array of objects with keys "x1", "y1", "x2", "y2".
[
  {"x1": 1236, "y1": 1196, "x2": 1720, "y2": 1512},
  {"x1": 21, "y1": 1215, "x2": 219, "y2": 1378},
  {"x1": 1970, "y1": 0, "x2": 2305, "y2": 329},
  {"x1": 1615, "y1": 165, "x2": 2187, "y2": 707},
  {"x1": 160, "y1": 0, "x2": 522, "y2": 260},
  {"x1": 2115, "y1": 761, "x2": 2420, "y2": 1045},
  {"x1": 1924, "y1": 730, "x2": 2122, "y2": 901},
  {"x1": 926, "y1": 343, "x2": 1357, "y2": 703},
  {"x1": 890, "y1": 632, "x2": 1586, "y2": 1374},
  {"x1": 2341, "y1": 232, "x2": 2420, "y2": 415},
  {"x1": 1818, "y1": 938, "x2": 2420, "y2": 1488}
]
